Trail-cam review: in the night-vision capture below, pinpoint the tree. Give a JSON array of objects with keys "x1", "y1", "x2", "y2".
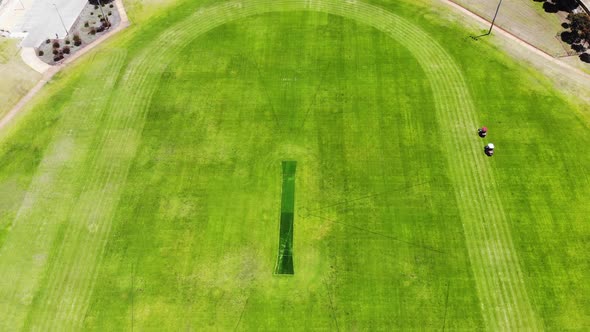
[
  {"x1": 554, "y1": 0, "x2": 579, "y2": 12},
  {"x1": 568, "y1": 13, "x2": 590, "y2": 43}
]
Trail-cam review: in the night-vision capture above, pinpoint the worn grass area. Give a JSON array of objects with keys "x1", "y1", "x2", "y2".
[
  {"x1": 0, "y1": 39, "x2": 41, "y2": 119},
  {"x1": 0, "y1": 0, "x2": 588, "y2": 330}
]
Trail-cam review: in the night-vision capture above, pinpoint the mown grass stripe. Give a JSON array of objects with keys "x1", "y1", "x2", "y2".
[
  {"x1": 0, "y1": 51, "x2": 128, "y2": 332},
  {"x1": 19, "y1": 30, "x2": 175, "y2": 330}
]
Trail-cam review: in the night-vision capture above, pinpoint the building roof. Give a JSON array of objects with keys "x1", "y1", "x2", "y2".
[{"x1": 0, "y1": 0, "x2": 86, "y2": 47}]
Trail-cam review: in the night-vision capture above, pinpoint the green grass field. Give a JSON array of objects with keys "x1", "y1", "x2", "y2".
[{"x1": 0, "y1": 0, "x2": 589, "y2": 330}]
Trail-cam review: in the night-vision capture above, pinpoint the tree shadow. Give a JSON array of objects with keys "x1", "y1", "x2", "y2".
[{"x1": 581, "y1": 53, "x2": 590, "y2": 63}]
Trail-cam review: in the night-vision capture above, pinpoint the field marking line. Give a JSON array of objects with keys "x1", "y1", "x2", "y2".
[
  {"x1": 442, "y1": 281, "x2": 450, "y2": 331},
  {"x1": 233, "y1": 296, "x2": 249, "y2": 331},
  {"x1": 131, "y1": 263, "x2": 135, "y2": 332},
  {"x1": 299, "y1": 62, "x2": 332, "y2": 131},
  {"x1": 324, "y1": 279, "x2": 340, "y2": 332},
  {"x1": 0, "y1": 0, "x2": 130, "y2": 133}
]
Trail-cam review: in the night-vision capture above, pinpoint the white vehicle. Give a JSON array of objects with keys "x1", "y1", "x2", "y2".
[{"x1": 485, "y1": 143, "x2": 495, "y2": 156}]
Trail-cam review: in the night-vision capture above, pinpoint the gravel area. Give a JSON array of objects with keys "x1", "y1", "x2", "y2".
[{"x1": 36, "y1": 1, "x2": 121, "y2": 65}]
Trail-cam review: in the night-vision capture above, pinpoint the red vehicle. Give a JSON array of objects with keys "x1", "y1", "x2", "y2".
[{"x1": 478, "y1": 126, "x2": 488, "y2": 138}]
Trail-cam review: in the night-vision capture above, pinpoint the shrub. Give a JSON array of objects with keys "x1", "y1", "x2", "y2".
[
  {"x1": 88, "y1": 0, "x2": 114, "y2": 4},
  {"x1": 109, "y1": 4, "x2": 113, "y2": 8},
  {"x1": 84, "y1": 21, "x2": 89, "y2": 27},
  {"x1": 90, "y1": 12, "x2": 94, "y2": 15},
  {"x1": 94, "y1": 5, "x2": 99, "y2": 9},
  {"x1": 52, "y1": 49, "x2": 58, "y2": 55},
  {"x1": 98, "y1": 14, "x2": 102, "y2": 18},
  {"x1": 38, "y1": 50, "x2": 44, "y2": 56},
  {"x1": 53, "y1": 55, "x2": 63, "y2": 62},
  {"x1": 45, "y1": 39, "x2": 51, "y2": 44},
  {"x1": 63, "y1": 46, "x2": 70, "y2": 54},
  {"x1": 52, "y1": 41, "x2": 60, "y2": 48},
  {"x1": 100, "y1": 18, "x2": 105, "y2": 22},
  {"x1": 543, "y1": 1, "x2": 558, "y2": 13},
  {"x1": 90, "y1": 27, "x2": 96, "y2": 35},
  {"x1": 96, "y1": 26, "x2": 105, "y2": 33},
  {"x1": 555, "y1": 0, "x2": 579, "y2": 12},
  {"x1": 108, "y1": 11, "x2": 112, "y2": 16},
  {"x1": 73, "y1": 34, "x2": 82, "y2": 46}
]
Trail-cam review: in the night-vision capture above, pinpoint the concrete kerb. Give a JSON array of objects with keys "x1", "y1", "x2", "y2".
[
  {"x1": 20, "y1": 47, "x2": 51, "y2": 74},
  {"x1": 1, "y1": 0, "x2": 130, "y2": 132}
]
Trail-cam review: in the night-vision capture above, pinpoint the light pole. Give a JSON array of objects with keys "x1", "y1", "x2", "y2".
[
  {"x1": 97, "y1": 0, "x2": 110, "y2": 28},
  {"x1": 52, "y1": 3, "x2": 68, "y2": 37}
]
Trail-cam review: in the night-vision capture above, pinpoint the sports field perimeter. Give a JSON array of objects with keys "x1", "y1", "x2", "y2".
[{"x1": 0, "y1": 0, "x2": 588, "y2": 330}]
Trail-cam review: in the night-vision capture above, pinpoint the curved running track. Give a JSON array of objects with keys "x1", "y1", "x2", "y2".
[{"x1": 0, "y1": 0, "x2": 539, "y2": 330}]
